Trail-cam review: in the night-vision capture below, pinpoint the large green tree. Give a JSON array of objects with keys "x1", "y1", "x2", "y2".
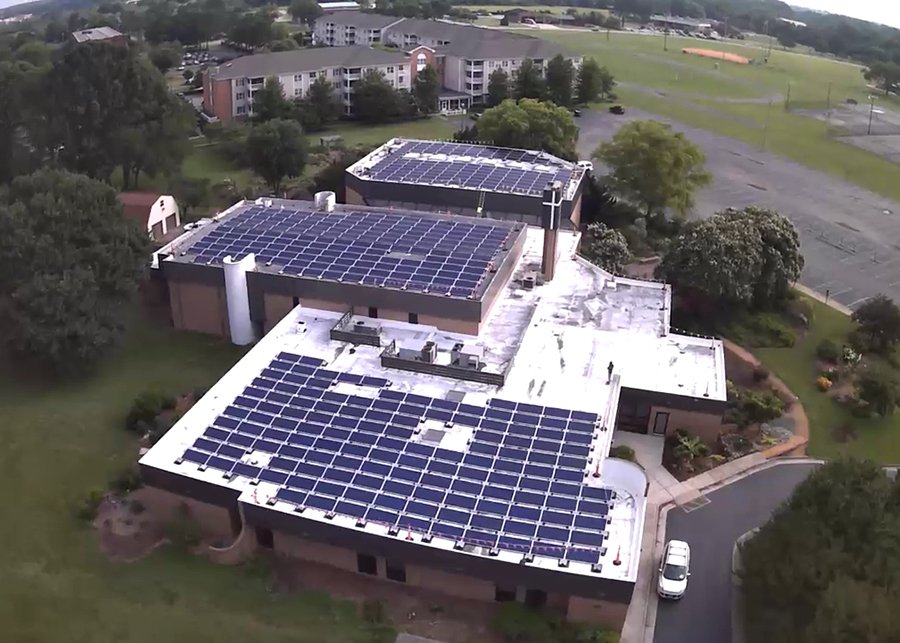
[
  {"x1": 413, "y1": 63, "x2": 440, "y2": 115},
  {"x1": 512, "y1": 58, "x2": 546, "y2": 100},
  {"x1": 596, "y1": 120, "x2": 711, "y2": 218},
  {"x1": 476, "y1": 99, "x2": 578, "y2": 160},
  {"x1": 228, "y1": 11, "x2": 274, "y2": 49},
  {"x1": 295, "y1": 75, "x2": 340, "y2": 131},
  {"x1": 851, "y1": 294, "x2": 900, "y2": 355},
  {"x1": 353, "y1": 69, "x2": 408, "y2": 124},
  {"x1": 149, "y1": 42, "x2": 182, "y2": 73},
  {"x1": 545, "y1": 54, "x2": 574, "y2": 107},
  {"x1": 575, "y1": 57, "x2": 603, "y2": 104},
  {"x1": 0, "y1": 170, "x2": 149, "y2": 373},
  {"x1": 584, "y1": 223, "x2": 630, "y2": 273},
  {"x1": 245, "y1": 118, "x2": 307, "y2": 194},
  {"x1": 252, "y1": 76, "x2": 292, "y2": 123},
  {"x1": 289, "y1": 0, "x2": 323, "y2": 25},
  {"x1": 487, "y1": 67, "x2": 509, "y2": 107},
  {"x1": 45, "y1": 42, "x2": 192, "y2": 184},
  {"x1": 740, "y1": 459, "x2": 900, "y2": 643}
]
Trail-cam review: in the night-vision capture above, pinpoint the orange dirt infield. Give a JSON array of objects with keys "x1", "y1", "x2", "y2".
[{"x1": 682, "y1": 48, "x2": 751, "y2": 64}]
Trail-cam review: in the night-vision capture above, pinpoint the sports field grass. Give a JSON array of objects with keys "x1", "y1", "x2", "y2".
[
  {"x1": 534, "y1": 30, "x2": 900, "y2": 202},
  {"x1": 0, "y1": 315, "x2": 382, "y2": 643}
]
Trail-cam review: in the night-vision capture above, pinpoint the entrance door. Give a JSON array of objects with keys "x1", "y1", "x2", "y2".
[{"x1": 652, "y1": 411, "x2": 669, "y2": 435}]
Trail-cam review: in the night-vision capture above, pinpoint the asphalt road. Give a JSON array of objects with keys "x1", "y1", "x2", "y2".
[
  {"x1": 653, "y1": 463, "x2": 819, "y2": 643},
  {"x1": 577, "y1": 108, "x2": 900, "y2": 309}
]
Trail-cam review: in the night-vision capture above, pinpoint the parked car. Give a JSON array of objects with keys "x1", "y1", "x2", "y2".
[
  {"x1": 571, "y1": 108, "x2": 582, "y2": 117},
  {"x1": 658, "y1": 540, "x2": 691, "y2": 600},
  {"x1": 469, "y1": 112, "x2": 481, "y2": 121},
  {"x1": 609, "y1": 105, "x2": 625, "y2": 115}
]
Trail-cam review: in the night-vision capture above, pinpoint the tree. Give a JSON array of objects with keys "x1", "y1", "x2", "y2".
[
  {"x1": 598, "y1": 65, "x2": 616, "y2": 99},
  {"x1": 740, "y1": 459, "x2": 900, "y2": 643},
  {"x1": 295, "y1": 75, "x2": 339, "y2": 132},
  {"x1": 851, "y1": 294, "x2": 900, "y2": 355},
  {"x1": 863, "y1": 61, "x2": 900, "y2": 95},
  {"x1": 270, "y1": 38, "x2": 299, "y2": 52},
  {"x1": 252, "y1": 76, "x2": 292, "y2": 123},
  {"x1": 487, "y1": 68, "x2": 509, "y2": 107},
  {"x1": 545, "y1": 54, "x2": 574, "y2": 108},
  {"x1": 0, "y1": 170, "x2": 149, "y2": 374},
  {"x1": 310, "y1": 146, "x2": 374, "y2": 202},
  {"x1": 657, "y1": 215, "x2": 763, "y2": 306},
  {"x1": 289, "y1": 0, "x2": 323, "y2": 26},
  {"x1": 584, "y1": 223, "x2": 630, "y2": 273},
  {"x1": 575, "y1": 57, "x2": 603, "y2": 104},
  {"x1": 0, "y1": 62, "x2": 28, "y2": 184},
  {"x1": 228, "y1": 11, "x2": 273, "y2": 49},
  {"x1": 169, "y1": 175, "x2": 210, "y2": 223},
  {"x1": 354, "y1": 69, "x2": 408, "y2": 124},
  {"x1": 857, "y1": 366, "x2": 899, "y2": 416},
  {"x1": 722, "y1": 207, "x2": 804, "y2": 305},
  {"x1": 596, "y1": 120, "x2": 711, "y2": 218},
  {"x1": 149, "y1": 42, "x2": 182, "y2": 73},
  {"x1": 245, "y1": 119, "x2": 307, "y2": 194},
  {"x1": 45, "y1": 42, "x2": 192, "y2": 184},
  {"x1": 476, "y1": 99, "x2": 578, "y2": 161},
  {"x1": 513, "y1": 58, "x2": 546, "y2": 100},
  {"x1": 413, "y1": 63, "x2": 440, "y2": 115}
]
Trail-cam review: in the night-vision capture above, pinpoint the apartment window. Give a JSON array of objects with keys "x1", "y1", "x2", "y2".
[
  {"x1": 495, "y1": 585, "x2": 516, "y2": 602},
  {"x1": 502, "y1": 60, "x2": 509, "y2": 67},
  {"x1": 398, "y1": 76, "x2": 405, "y2": 84},
  {"x1": 386, "y1": 66, "x2": 394, "y2": 73},
  {"x1": 294, "y1": 88, "x2": 302, "y2": 97},
  {"x1": 333, "y1": 68, "x2": 340, "y2": 77},
  {"x1": 236, "y1": 78, "x2": 245, "y2": 86},
  {"x1": 235, "y1": 92, "x2": 244, "y2": 100},
  {"x1": 309, "y1": 71, "x2": 316, "y2": 79},
  {"x1": 294, "y1": 74, "x2": 302, "y2": 82},
  {"x1": 385, "y1": 561, "x2": 406, "y2": 583},
  {"x1": 357, "y1": 552, "x2": 377, "y2": 575},
  {"x1": 408, "y1": 313, "x2": 418, "y2": 324},
  {"x1": 236, "y1": 106, "x2": 246, "y2": 114}
]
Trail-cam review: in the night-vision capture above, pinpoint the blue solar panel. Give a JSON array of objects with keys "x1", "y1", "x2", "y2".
[
  {"x1": 181, "y1": 352, "x2": 616, "y2": 565},
  {"x1": 186, "y1": 203, "x2": 515, "y2": 299},
  {"x1": 363, "y1": 140, "x2": 575, "y2": 197}
]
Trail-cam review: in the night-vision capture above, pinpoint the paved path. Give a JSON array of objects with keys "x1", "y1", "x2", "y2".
[
  {"x1": 578, "y1": 108, "x2": 900, "y2": 309},
  {"x1": 653, "y1": 462, "x2": 819, "y2": 643}
]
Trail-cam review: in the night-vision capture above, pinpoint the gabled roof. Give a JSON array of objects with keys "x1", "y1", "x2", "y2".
[
  {"x1": 211, "y1": 46, "x2": 409, "y2": 81},
  {"x1": 316, "y1": 10, "x2": 403, "y2": 29},
  {"x1": 118, "y1": 192, "x2": 162, "y2": 226}
]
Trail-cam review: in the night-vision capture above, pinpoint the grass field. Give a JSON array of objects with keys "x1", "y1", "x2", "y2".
[
  {"x1": 752, "y1": 298, "x2": 900, "y2": 463},
  {"x1": 0, "y1": 315, "x2": 383, "y2": 642},
  {"x1": 531, "y1": 30, "x2": 900, "y2": 202},
  {"x1": 459, "y1": 4, "x2": 601, "y2": 14}
]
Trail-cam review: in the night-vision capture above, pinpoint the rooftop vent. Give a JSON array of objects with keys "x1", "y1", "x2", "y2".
[
  {"x1": 522, "y1": 274, "x2": 536, "y2": 290},
  {"x1": 421, "y1": 340, "x2": 437, "y2": 364},
  {"x1": 314, "y1": 190, "x2": 336, "y2": 212}
]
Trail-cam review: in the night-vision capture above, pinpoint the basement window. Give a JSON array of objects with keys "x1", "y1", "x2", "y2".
[
  {"x1": 385, "y1": 560, "x2": 406, "y2": 583},
  {"x1": 357, "y1": 552, "x2": 377, "y2": 576}
]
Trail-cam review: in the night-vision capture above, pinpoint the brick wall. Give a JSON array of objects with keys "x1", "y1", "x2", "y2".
[
  {"x1": 648, "y1": 406, "x2": 725, "y2": 444},
  {"x1": 273, "y1": 532, "x2": 359, "y2": 573}
]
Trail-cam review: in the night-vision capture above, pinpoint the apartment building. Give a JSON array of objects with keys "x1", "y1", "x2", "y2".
[
  {"x1": 71, "y1": 26, "x2": 127, "y2": 45},
  {"x1": 314, "y1": 13, "x2": 579, "y2": 107},
  {"x1": 202, "y1": 46, "x2": 411, "y2": 121}
]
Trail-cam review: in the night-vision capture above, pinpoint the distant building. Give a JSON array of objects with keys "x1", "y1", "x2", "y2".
[
  {"x1": 778, "y1": 17, "x2": 807, "y2": 28},
  {"x1": 500, "y1": 9, "x2": 576, "y2": 26},
  {"x1": 318, "y1": 1, "x2": 361, "y2": 11},
  {"x1": 648, "y1": 15, "x2": 712, "y2": 32},
  {"x1": 71, "y1": 26, "x2": 128, "y2": 45},
  {"x1": 202, "y1": 46, "x2": 411, "y2": 121},
  {"x1": 118, "y1": 193, "x2": 181, "y2": 241}
]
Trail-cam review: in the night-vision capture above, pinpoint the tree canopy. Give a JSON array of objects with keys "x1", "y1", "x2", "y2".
[
  {"x1": 740, "y1": 459, "x2": 900, "y2": 643},
  {"x1": 513, "y1": 58, "x2": 546, "y2": 101},
  {"x1": 545, "y1": 54, "x2": 574, "y2": 107},
  {"x1": 851, "y1": 294, "x2": 900, "y2": 355},
  {"x1": 657, "y1": 206, "x2": 803, "y2": 308},
  {"x1": 487, "y1": 68, "x2": 510, "y2": 107},
  {"x1": 413, "y1": 64, "x2": 440, "y2": 115},
  {"x1": 476, "y1": 99, "x2": 578, "y2": 160},
  {"x1": 584, "y1": 223, "x2": 630, "y2": 274},
  {"x1": 0, "y1": 170, "x2": 150, "y2": 374},
  {"x1": 245, "y1": 118, "x2": 307, "y2": 194},
  {"x1": 289, "y1": 0, "x2": 323, "y2": 25},
  {"x1": 252, "y1": 76, "x2": 292, "y2": 123},
  {"x1": 353, "y1": 69, "x2": 412, "y2": 123},
  {"x1": 295, "y1": 75, "x2": 340, "y2": 131},
  {"x1": 596, "y1": 120, "x2": 711, "y2": 218},
  {"x1": 575, "y1": 57, "x2": 603, "y2": 104}
]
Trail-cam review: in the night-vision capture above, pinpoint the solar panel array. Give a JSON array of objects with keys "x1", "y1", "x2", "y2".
[
  {"x1": 364, "y1": 140, "x2": 575, "y2": 197},
  {"x1": 180, "y1": 352, "x2": 614, "y2": 567},
  {"x1": 186, "y1": 205, "x2": 515, "y2": 299}
]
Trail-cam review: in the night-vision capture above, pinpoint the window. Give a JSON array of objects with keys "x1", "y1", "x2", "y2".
[
  {"x1": 386, "y1": 66, "x2": 394, "y2": 73},
  {"x1": 385, "y1": 561, "x2": 406, "y2": 583},
  {"x1": 309, "y1": 71, "x2": 316, "y2": 79},
  {"x1": 333, "y1": 68, "x2": 340, "y2": 77},
  {"x1": 357, "y1": 552, "x2": 377, "y2": 575},
  {"x1": 255, "y1": 527, "x2": 274, "y2": 549},
  {"x1": 408, "y1": 313, "x2": 418, "y2": 324},
  {"x1": 236, "y1": 78, "x2": 245, "y2": 86},
  {"x1": 652, "y1": 411, "x2": 669, "y2": 435},
  {"x1": 235, "y1": 92, "x2": 244, "y2": 100},
  {"x1": 294, "y1": 88, "x2": 302, "y2": 96},
  {"x1": 398, "y1": 76, "x2": 404, "y2": 84},
  {"x1": 502, "y1": 60, "x2": 509, "y2": 67},
  {"x1": 524, "y1": 589, "x2": 547, "y2": 609},
  {"x1": 294, "y1": 74, "x2": 302, "y2": 82},
  {"x1": 236, "y1": 106, "x2": 246, "y2": 114},
  {"x1": 495, "y1": 586, "x2": 516, "y2": 602},
  {"x1": 368, "y1": 307, "x2": 378, "y2": 319},
  {"x1": 416, "y1": 52, "x2": 427, "y2": 71}
]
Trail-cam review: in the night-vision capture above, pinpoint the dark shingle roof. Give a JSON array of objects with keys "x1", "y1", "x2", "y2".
[
  {"x1": 317, "y1": 11, "x2": 404, "y2": 29},
  {"x1": 211, "y1": 46, "x2": 408, "y2": 80}
]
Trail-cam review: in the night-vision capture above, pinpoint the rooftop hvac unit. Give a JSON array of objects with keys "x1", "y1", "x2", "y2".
[
  {"x1": 522, "y1": 275, "x2": 536, "y2": 290},
  {"x1": 421, "y1": 340, "x2": 437, "y2": 363},
  {"x1": 314, "y1": 190, "x2": 336, "y2": 212},
  {"x1": 353, "y1": 320, "x2": 380, "y2": 336}
]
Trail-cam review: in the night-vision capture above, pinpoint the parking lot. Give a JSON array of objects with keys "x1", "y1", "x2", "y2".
[{"x1": 578, "y1": 107, "x2": 900, "y2": 309}]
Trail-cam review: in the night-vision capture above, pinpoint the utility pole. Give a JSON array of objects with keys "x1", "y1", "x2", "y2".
[
  {"x1": 664, "y1": 28, "x2": 668, "y2": 52},
  {"x1": 867, "y1": 95, "x2": 876, "y2": 135}
]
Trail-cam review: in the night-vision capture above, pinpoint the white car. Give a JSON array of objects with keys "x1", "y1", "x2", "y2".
[{"x1": 658, "y1": 539, "x2": 691, "y2": 599}]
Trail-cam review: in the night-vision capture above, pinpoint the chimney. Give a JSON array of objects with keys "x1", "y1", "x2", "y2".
[{"x1": 541, "y1": 181, "x2": 563, "y2": 281}]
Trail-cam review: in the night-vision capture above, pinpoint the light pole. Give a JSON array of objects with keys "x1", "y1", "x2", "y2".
[{"x1": 867, "y1": 96, "x2": 876, "y2": 135}]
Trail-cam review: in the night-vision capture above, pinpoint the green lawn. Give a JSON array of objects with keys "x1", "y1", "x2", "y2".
[
  {"x1": 458, "y1": 4, "x2": 603, "y2": 14},
  {"x1": 0, "y1": 316, "x2": 380, "y2": 642},
  {"x1": 752, "y1": 299, "x2": 900, "y2": 462}
]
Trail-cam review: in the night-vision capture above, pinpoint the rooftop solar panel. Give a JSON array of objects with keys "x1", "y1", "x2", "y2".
[
  {"x1": 185, "y1": 204, "x2": 515, "y2": 299},
  {"x1": 361, "y1": 140, "x2": 575, "y2": 197},
  {"x1": 179, "y1": 352, "x2": 616, "y2": 567}
]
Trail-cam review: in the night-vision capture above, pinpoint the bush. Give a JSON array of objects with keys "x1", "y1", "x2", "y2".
[
  {"x1": 857, "y1": 366, "x2": 899, "y2": 417},
  {"x1": 815, "y1": 338, "x2": 841, "y2": 363},
  {"x1": 125, "y1": 391, "x2": 171, "y2": 433},
  {"x1": 726, "y1": 385, "x2": 786, "y2": 427},
  {"x1": 492, "y1": 603, "x2": 562, "y2": 643},
  {"x1": 752, "y1": 366, "x2": 770, "y2": 383},
  {"x1": 728, "y1": 312, "x2": 796, "y2": 348},
  {"x1": 168, "y1": 502, "x2": 201, "y2": 548},
  {"x1": 76, "y1": 488, "x2": 106, "y2": 522},
  {"x1": 109, "y1": 467, "x2": 143, "y2": 494},
  {"x1": 361, "y1": 599, "x2": 388, "y2": 625},
  {"x1": 609, "y1": 445, "x2": 637, "y2": 462},
  {"x1": 816, "y1": 376, "x2": 833, "y2": 392}
]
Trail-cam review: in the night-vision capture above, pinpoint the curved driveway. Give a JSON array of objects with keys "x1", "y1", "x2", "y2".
[
  {"x1": 653, "y1": 462, "x2": 819, "y2": 643},
  {"x1": 578, "y1": 108, "x2": 900, "y2": 309}
]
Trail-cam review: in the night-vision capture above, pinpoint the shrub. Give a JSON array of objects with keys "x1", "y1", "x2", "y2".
[
  {"x1": 109, "y1": 467, "x2": 142, "y2": 494},
  {"x1": 609, "y1": 445, "x2": 637, "y2": 462},
  {"x1": 492, "y1": 603, "x2": 562, "y2": 643},
  {"x1": 725, "y1": 385, "x2": 786, "y2": 427},
  {"x1": 168, "y1": 502, "x2": 201, "y2": 548},
  {"x1": 857, "y1": 366, "x2": 899, "y2": 417},
  {"x1": 125, "y1": 391, "x2": 169, "y2": 433},
  {"x1": 728, "y1": 312, "x2": 796, "y2": 348},
  {"x1": 815, "y1": 338, "x2": 841, "y2": 363},
  {"x1": 76, "y1": 488, "x2": 106, "y2": 522},
  {"x1": 361, "y1": 599, "x2": 388, "y2": 625},
  {"x1": 842, "y1": 344, "x2": 862, "y2": 364},
  {"x1": 851, "y1": 294, "x2": 900, "y2": 355},
  {"x1": 816, "y1": 376, "x2": 833, "y2": 391},
  {"x1": 752, "y1": 366, "x2": 770, "y2": 383},
  {"x1": 160, "y1": 394, "x2": 177, "y2": 411}
]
